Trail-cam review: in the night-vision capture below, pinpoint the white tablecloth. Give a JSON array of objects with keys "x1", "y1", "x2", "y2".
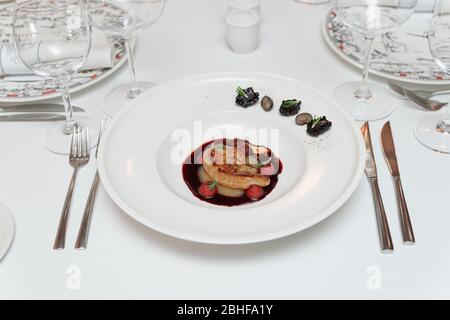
[{"x1": 1, "y1": 0, "x2": 449, "y2": 299}]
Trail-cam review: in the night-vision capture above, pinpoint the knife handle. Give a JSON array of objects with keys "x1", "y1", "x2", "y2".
[
  {"x1": 393, "y1": 176, "x2": 415, "y2": 244},
  {"x1": 369, "y1": 178, "x2": 394, "y2": 254}
]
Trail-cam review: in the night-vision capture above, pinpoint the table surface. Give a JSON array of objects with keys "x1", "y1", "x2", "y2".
[{"x1": 1, "y1": 0, "x2": 450, "y2": 300}]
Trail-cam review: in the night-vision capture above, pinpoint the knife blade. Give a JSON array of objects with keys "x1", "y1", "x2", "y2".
[
  {"x1": 0, "y1": 103, "x2": 84, "y2": 113},
  {"x1": 361, "y1": 121, "x2": 378, "y2": 179},
  {"x1": 380, "y1": 121, "x2": 400, "y2": 176},
  {"x1": 0, "y1": 113, "x2": 66, "y2": 121},
  {"x1": 381, "y1": 121, "x2": 415, "y2": 245},
  {"x1": 361, "y1": 122, "x2": 394, "y2": 254}
]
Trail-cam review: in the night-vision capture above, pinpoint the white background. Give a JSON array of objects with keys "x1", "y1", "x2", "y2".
[{"x1": 1, "y1": 0, "x2": 450, "y2": 299}]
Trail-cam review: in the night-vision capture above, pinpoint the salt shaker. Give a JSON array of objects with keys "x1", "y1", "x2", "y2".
[{"x1": 226, "y1": 9, "x2": 261, "y2": 54}]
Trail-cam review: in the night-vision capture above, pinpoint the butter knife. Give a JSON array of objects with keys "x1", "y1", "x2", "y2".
[
  {"x1": 361, "y1": 122, "x2": 394, "y2": 254},
  {"x1": 0, "y1": 113, "x2": 66, "y2": 121},
  {"x1": 381, "y1": 121, "x2": 415, "y2": 245},
  {"x1": 0, "y1": 103, "x2": 84, "y2": 113}
]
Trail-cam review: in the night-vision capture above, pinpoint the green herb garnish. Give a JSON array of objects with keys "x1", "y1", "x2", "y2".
[
  {"x1": 236, "y1": 87, "x2": 247, "y2": 98},
  {"x1": 281, "y1": 99, "x2": 299, "y2": 108},
  {"x1": 208, "y1": 181, "x2": 217, "y2": 190},
  {"x1": 311, "y1": 115, "x2": 324, "y2": 128}
]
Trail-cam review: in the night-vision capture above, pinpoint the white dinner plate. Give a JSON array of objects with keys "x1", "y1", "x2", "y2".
[
  {"x1": 323, "y1": 11, "x2": 450, "y2": 86},
  {"x1": 98, "y1": 72, "x2": 365, "y2": 244},
  {"x1": 0, "y1": 3, "x2": 127, "y2": 103},
  {"x1": 0, "y1": 202, "x2": 14, "y2": 262}
]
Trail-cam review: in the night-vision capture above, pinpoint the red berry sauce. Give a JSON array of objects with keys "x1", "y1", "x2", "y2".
[{"x1": 182, "y1": 139, "x2": 282, "y2": 207}]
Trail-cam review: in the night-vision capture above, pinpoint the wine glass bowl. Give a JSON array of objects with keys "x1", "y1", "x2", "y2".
[
  {"x1": 332, "y1": 0, "x2": 417, "y2": 121},
  {"x1": 429, "y1": 14, "x2": 450, "y2": 74},
  {"x1": 335, "y1": 1, "x2": 417, "y2": 37},
  {"x1": 86, "y1": 0, "x2": 167, "y2": 117},
  {"x1": 13, "y1": 0, "x2": 98, "y2": 154},
  {"x1": 13, "y1": 0, "x2": 91, "y2": 79},
  {"x1": 88, "y1": 0, "x2": 165, "y2": 38},
  {"x1": 415, "y1": 0, "x2": 450, "y2": 153}
]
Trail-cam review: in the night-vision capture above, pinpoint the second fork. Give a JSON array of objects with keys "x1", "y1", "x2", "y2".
[{"x1": 53, "y1": 125, "x2": 90, "y2": 250}]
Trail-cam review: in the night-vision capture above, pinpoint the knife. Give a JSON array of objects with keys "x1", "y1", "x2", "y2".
[
  {"x1": 0, "y1": 113, "x2": 66, "y2": 121},
  {"x1": 361, "y1": 122, "x2": 394, "y2": 254},
  {"x1": 381, "y1": 121, "x2": 415, "y2": 245},
  {"x1": 0, "y1": 103, "x2": 84, "y2": 113}
]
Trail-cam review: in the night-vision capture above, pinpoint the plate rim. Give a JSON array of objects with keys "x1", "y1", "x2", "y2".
[
  {"x1": 322, "y1": 12, "x2": 450, "y2": 86},
  {"x1": 98, "y1": 71, "x2": 365, "y2": 245},
  {"x1": 0, "y1": 202, "x2": 14, "y2": 262}
]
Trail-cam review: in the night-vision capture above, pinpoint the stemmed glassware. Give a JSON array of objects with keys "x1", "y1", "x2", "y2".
[
  {"x1": 13, "y1": 0, "x2": 98, "y2": 154},
  {"x1": 415, "y1": 0, "x2": 450, "y2": 153},
  {"x1": 86, "y1": 0, "x2": 166, "y2": 117},
  {"x1": 332, "y1": 0, "x2": 417, "y2": 121}
]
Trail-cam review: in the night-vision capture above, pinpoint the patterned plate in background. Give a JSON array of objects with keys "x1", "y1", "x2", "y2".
[
  {"x1": 0, "y1": 4, "x2": 127, "y2": 103},
  {"x1": 323, "y1": 10, "x2": 450, "y2": 85}
]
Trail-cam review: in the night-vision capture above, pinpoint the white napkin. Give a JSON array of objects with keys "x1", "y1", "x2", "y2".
[
  {"x1": 0, "y1": 31, "x2": 114, "y2": 77},
  {"x1": 415, "y1": 0, "x2": 436, "y2": 12}
]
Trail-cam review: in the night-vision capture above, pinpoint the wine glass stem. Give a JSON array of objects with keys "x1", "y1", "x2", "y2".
[
  {"x1": 60, "y1": 78, "x2": 75, "y2": 135},
  {"x1": 125, "y1": 38, "x2": 140, "y2": 99},
  {"x1": 355, "y1": 36, "x2": 375, "y2": 100}
]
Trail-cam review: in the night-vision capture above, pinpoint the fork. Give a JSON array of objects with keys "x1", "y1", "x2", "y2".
[
  {"x1": 75, "y1": 120, "x2": 105, "y2": 250},
  {"x1": 388, "y1": 81, "x2": 448, "y2": 111},
  {"x1": 53, "y1": 125, "x2": 90, "y2": 250},
  {"x1": 388, "y1": 81, "x2": 450, "y2": 99}
]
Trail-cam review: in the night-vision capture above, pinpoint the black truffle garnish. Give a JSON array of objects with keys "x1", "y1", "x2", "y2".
[
  {"x1": 307, "y1": 116, "x2": 332, "y2": 136},
  {"x1": 261, "y1": 96, "x2": 274, "y2": 111},
  {"x1": 279, "y1": 99, "x2": 301, "y2": 116},
  {"x1": 295, "y1": 113, "x2": 312, "y2": 126},
  {"x1": 236, "y1": 87, "x2": 260, "y2": 108}
]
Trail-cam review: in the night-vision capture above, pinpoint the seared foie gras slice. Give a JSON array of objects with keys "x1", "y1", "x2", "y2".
[{"x1": 202, "y1": 140, "x2": 271, "y2": 190}]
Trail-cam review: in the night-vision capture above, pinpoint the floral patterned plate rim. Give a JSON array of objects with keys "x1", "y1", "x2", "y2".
[
  {"x1": 323, "y1": 10, "x2": 450, "y2": 86},
  {"x1": 0, "y1": 4, "x2": 128, "y2": 104}
]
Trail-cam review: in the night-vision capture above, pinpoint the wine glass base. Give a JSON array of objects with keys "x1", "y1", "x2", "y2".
[
  {"x1": 333, "y1": 81, "x2": 395, "y2": 121},
  {"x1": 104, "y1": 81, "x2": 155, "y2": 118},
  {"x1": 415, "y1": 115, "x2": 450, "y2": 154},
  {"x1": 44, "y1": 116, "x2": 100, "y2": 155}
]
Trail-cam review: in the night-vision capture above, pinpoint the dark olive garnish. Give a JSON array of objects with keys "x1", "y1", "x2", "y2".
[
  {"x1": 279, "y1": 99, "x2": 301, "y2": 116},
  {"x1": 307, "y1": 116, "x2": 332, "y2": 136},
  {"x1": 236, "y1": 87, "x2": 260, "y2": 108},
  {"x1": 261, "y1": 96, "x2": 274, "y2": 111},
  {"x1": 295, "y1": 113, "x2": 312, "y2": 126}
]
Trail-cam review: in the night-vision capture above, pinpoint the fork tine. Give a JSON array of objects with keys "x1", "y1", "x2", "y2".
[
  {"x1": 403, "y1": 89, "x2": 445, "y2": 111},
  {"x1": 73, "y1": 126, "x2": 78, "y2": 157},
  {"x1": 77, "y1": 126, "x2": 83, "y2": 157},
  {"x1": 83, "y1": 127, "x2": 89, "y2": 158},
  {"x1": 387, "y1": 81, "x2": 405, "y2": 97},
  {"x1": 70, "y1": 125, "x2": 77, "y2": 157}
]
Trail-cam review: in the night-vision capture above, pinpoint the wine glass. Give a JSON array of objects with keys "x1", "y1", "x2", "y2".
[
  {"x1": 415, "y1": 0, "x2": 450, "y2": 153},
  {"x1": 86, "y1": 0, "x2": 166, "y2": 117},
  {"x1": 332, "y1": 0, "x2": 417, "y2": 121},
  {"x1": 13, "y1": 0, "x2": 98, "y2": 154}
]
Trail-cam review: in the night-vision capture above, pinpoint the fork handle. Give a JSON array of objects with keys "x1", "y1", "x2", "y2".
[
  {"x1": 369, "y1": 178, "x2": 394, "y2": 254},
  {"x1": 75, "y1": 171, "x2": 100, "y2": 250},
  {"x1": 394, "y1": 176, "x2": 415, "y2": 244},
  {"x1": 54, "y1": 167, "x2": 78, "y2": 250}
]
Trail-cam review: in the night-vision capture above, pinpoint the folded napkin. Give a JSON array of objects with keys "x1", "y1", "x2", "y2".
[
  {"x1": 0, "y1": 31, "x2": 114, "y2": 77},
  {"x1": 415, "y1": 0, "x2": 436, "y2": 12}
]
